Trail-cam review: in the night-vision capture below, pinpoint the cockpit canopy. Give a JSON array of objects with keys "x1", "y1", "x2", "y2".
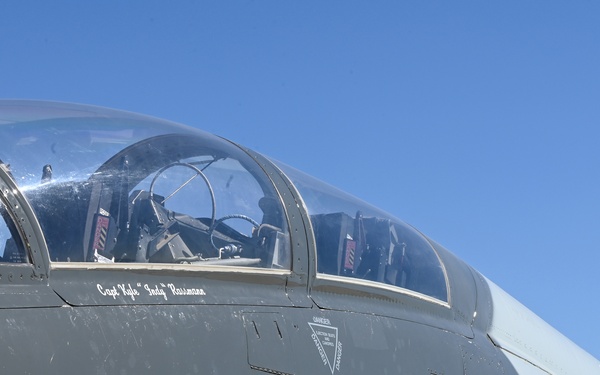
[
  {"x1": 278, "y1": 164, "x2": 448, "y2": 302},
  {"x1": 0, "y1": 100, "x2": 448, "y2": 303},
  {"x1": 0, "y1": 101, "x2": 290, "y2": 268}
]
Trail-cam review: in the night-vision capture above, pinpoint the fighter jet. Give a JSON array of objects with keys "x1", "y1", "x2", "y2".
[{"x1": 0, "y1": 100, "x2": 597, "y2": 374}]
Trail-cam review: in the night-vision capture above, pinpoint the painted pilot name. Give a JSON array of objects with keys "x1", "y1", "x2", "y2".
[
  {"x1": 144, "y1": 284, "x2": 168, "y2": 300},
  {"x1": 96, "y1": 282, "x2": 206, "y2": 301},
  {"x1": 119, "y1": 283, "x2": 140, "y2": 300},
  {"x1": 168, "y1": 283, "x2": 206, "y2": 296}
]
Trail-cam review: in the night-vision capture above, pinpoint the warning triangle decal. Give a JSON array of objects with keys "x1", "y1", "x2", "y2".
[{"x1": 308, "y1": 322, "x2": 339, "y2": 374}]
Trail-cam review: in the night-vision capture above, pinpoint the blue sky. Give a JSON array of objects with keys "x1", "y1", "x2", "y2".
[{"x1": 1, "y1": 1, "x2": 599, "y2": 359}]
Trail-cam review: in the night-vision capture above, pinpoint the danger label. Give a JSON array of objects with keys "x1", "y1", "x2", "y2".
[{"x1": 308, "y1": 321, "x2": 342, "y2": 374}]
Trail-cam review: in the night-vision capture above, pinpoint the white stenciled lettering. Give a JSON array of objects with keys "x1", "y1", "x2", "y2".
[
  {"x1": 167, "y1": 283, "x2": 206, "y2": 296},
  {"x1": 336, "y1": 341, "x2": 342, "y2": 371},
  {"x1": 312, "y1": 333, "x2": 328, "y2": 366},
  {"x1": 312, "y1": 317, "x2": 331, "y2": 325},
  {"x1": 308, "y1": 322, "x2": 341, "y2": 374},
  {"x1": 144, "y1": 284, "x2": 168, "y2": 300},
  {"x1": 97, "y1": 284, "x2": 119, "y2": 299},
  {"x1": 118, "y1": 283, "x2": 140, "y2": 301}
]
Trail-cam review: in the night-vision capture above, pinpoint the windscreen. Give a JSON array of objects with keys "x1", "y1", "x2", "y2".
[{"x1": 277, "y1": 162, "x2": 448, "y2": 302}]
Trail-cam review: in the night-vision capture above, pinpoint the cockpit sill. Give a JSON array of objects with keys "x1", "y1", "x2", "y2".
[
  {"x1": 48, "y1": 261, "x2": 450, "y2": 307},
  {"x1": 50, "y1": 261, "x2": 292, "y2": 277},
  {"x1": 313, "y1": 273, "x2": 451, "y2": 308}
]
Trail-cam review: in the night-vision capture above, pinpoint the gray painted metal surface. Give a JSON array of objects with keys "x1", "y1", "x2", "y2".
[{"x1": 0, "y1": 100, "x2": 596, "y2": 374}]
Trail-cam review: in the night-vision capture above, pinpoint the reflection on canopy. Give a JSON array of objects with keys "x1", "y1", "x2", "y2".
[{"x1": 277, "y1": 162, "x2": 448, "y2": 302}]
